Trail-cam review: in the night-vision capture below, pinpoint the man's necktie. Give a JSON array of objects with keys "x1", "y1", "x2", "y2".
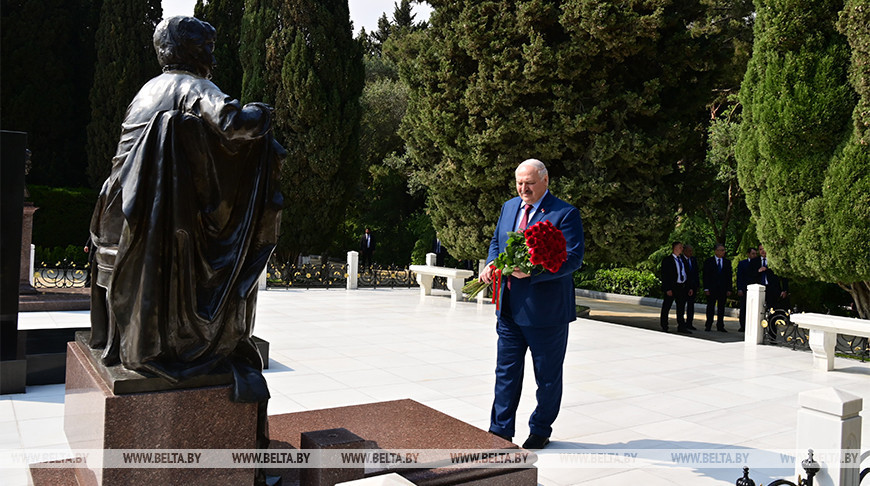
[
  {"x1": 717, "y1": 258, "x2": 722, "y2": 272},
  {"x1": 676, "y1": 257, "x2": 685, "y2": 283},
  {"x1": 761, "y1": 258, "x2": 767, "y2": 284},
  {"x1": 519, "y1": 204, "x2": 533, "y2": 231}
]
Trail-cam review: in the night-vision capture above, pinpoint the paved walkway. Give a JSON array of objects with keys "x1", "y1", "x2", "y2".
[{"x1": 4, "y1": 288, "x2": 869, "y2": 485}]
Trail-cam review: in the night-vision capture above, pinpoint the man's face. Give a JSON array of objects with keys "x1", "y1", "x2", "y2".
[
  {"x1": 673, "y1": 243, "x2": 683, "y2": 256},
  {"x1": 194, "y1": 38, "x2": 217, "y2": 78},
  {"x1": 758, "y1": 245, "x2": 766, "y2": 258},
  {"x1": 748, "y1": 249, "x2": 757, "y2": 259},
  {"x1": 715, "y1": 247, "x2": 726, "y2": 258},
  {"x1": 684, "y1": 246, "x2": 694, "y2": 257},
  {"x1": 515, "y1": 165, "x2": 548, "y2": 204}
]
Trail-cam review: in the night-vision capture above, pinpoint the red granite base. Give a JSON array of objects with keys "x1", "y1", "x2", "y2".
[
  {"x1": 58, "y1": 340, "x2": 258, "y2": 486},
  {"x1": 268, "y1": 399, "x2": 537, "y2": 485}
]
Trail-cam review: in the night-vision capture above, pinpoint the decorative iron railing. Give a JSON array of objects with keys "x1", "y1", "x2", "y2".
[
  {"x1": 32, "y1": 260, "x2": 90, "y2": 288},
  {"x1": 762, "y1": 308, "x2": 869, "y2": 362},
  {"x1": 267, "y1": 260, "x2": 348, "y2": 289},
  {"x1": 266, "y1": 260, "x2": 436, "y2": 289}
]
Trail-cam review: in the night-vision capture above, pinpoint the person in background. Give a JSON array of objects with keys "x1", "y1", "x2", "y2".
[
  {"x1": 660, "y1": 241, "x2": 690, "y2": 334},
  {"x1": 703, "y1": 243, "x2": 732, "y2": 332},
  {"x1": 736, "y1": 247, "x2": 758, "y2": 332},
  {"x1": 683, "y1": 244, "x2": 700, "y2": 331},
  {"x1": 359, "y1": 227, "x2": 375, "y2": 268}
]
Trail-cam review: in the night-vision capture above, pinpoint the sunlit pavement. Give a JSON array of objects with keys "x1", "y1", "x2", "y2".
[{"x1": 6, "y1": 288, "x2": 869, "y2": 485}]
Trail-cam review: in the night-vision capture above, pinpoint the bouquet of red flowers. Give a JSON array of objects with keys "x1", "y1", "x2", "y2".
[{"x1": 463, "y1": 220, "x2": 568, "y2": 306}]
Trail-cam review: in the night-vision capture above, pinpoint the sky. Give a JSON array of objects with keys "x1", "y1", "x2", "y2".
[{"x1": 162, "y1": 0, "x2": 432, "y2": 35}]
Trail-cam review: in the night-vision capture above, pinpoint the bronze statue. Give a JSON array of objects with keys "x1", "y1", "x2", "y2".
[{"x1": 88, "y1": 16, "x2": 283, "y2": 408}]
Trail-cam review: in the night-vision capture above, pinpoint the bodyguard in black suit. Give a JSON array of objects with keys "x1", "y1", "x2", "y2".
[
  {"x1": 660, "y1": 241, "x2": 690, "y2": 333},
  {"x1": 683, "y1": 245, "x2": 700, "y2": 331},
  {"x1": 703, "y1": 243, "x2": 732, "y2": 332},
  {"x1": 735, "y1": 247, "x2": 758, "y2": 331},
  {"x1": 751, "y1": 244, "x2": 790, "y2": 310}
]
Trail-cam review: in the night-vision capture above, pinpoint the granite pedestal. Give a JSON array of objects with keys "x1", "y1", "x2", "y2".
[
  {"x1": 49, "y1": 336, "x2": 259, "y2": 486},
  {"x1": 268, "y1": 399, "x2": 537, "y2": 485}
]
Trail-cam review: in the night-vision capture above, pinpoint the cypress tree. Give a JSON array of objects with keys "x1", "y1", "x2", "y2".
[
  {"x1": 1, "y1": 0, "x2": 100, "y2": 187},
  {"x1": 266, "y1": 0, "x2": 364, "y2": 260},
  {"x1": 398, "y1": 0, "x2": 713, "y2": 263},
  {"x1": 194, "y1": 0, "x2": 244, "y2": 99},
  {"x1": 240, "y1": 0, "x2": 278, "y2": 104},
  {"x1": 85, "y1": 0, "x2": 162, "y2": 188},
  {"x1": 737, "y1": 0, "x2": 869, "y2": 317}
]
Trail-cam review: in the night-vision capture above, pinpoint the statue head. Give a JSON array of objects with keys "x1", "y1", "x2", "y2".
[{"x1": 153, "y1": 16, "x2": 217, "y2": 79}]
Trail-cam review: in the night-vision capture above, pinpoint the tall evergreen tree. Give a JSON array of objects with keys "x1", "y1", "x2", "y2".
[
  {"x1": 265, "y1": 0, "x2": 364, "y2": 260},
  {"x1": 85, "y1": 0, "x2": 162, "y2": 188},
  {"x1": 194, "y1": 0, "x2": 244, "y2": 99},
  {"x1": 397, "y1": 0, "x2": 714, "y2": 263},
  {"x1": 737, "y1": 0, "x2": 869, "y2": 317},
  {"x1": 1, "y1": 0, "x2": 100, "y2": 188},
  {"x1": 240, "y1": 0, "x2": 278, "y2": 104}
]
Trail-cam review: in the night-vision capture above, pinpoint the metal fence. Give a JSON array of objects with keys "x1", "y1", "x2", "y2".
[
  {"x1": 266, "y1": 259, "x2": 434, "y2": 289},
  {"x1": 32, "y1": 260, "x2": 90, "y2": 288},
  {"x1": 762, "y1": 307, "x2": 869, "y2": 362}
]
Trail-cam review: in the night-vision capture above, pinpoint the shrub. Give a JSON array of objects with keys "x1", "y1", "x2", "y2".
[
  {"x1": 577, "y1": 267, "x2": 661, "y2": 298},
  {"x1": 28, "y1": 185, "x2": 97, "y2": 249}
]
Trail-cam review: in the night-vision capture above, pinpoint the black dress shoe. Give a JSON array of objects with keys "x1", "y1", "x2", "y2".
[
  {"x1": 677, "y1": 328, "x2": 692, "y2": 334},
  {"x1": 687, "y1": 325, "x2": 697, "y2": 330},
  {"x1": 489, "y1": 430, "x2": 512, "y2": 442},
  {"x1": 660, "y1": 326, "x2": 669, "y2": 332},
  {"x1": 738, "y1": 327, "x2": 745, "y2": 332},
  {"x1": 522, "y1": 434, "x2": 550, "y2": 450},
  {"x1": 718, "y1": 328, "x2": 727, "y2": 333}
]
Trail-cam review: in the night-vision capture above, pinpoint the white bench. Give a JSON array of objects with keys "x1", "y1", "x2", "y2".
[
  {"x1": 409, "y1": 254, "x2": 473, "y2": 303},
  {"x1": 789, "y1": 313, "x2": 870, "y2": 371}
]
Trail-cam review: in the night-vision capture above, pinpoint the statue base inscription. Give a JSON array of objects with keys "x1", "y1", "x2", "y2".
[{"x1": 52, "y1": 338, "x2": 258, "y2": 486}]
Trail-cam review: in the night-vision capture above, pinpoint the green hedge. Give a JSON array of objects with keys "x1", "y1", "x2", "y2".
[
  {"x1": 575, "y1": 267, "x2": 662, "y2": 298},
  {"x1": 28, "y1": 185, "x2": 97, "y2": 249}
]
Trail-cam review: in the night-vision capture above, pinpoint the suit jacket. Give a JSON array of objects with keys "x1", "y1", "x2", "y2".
[
  {"x1": 736, "y1": 258, "x2": 755, "y2": 291},
  {"x1": 359, "y1": 234, "x2": 375, "y2": 253},
  {"x1": 685, "y1": 256, "x2": 700, "y2": 291},
  {"x1": 487, "y1": 192, "x2": 584, "y2": 327},
  {"x1": 751, "y1": 256, "x2": 788, "y2": 295},
  {"x1": 660, "y1": 254, "x2": 686, "y2": 293},
  {"x1": 703, "y1": 256, "x2": 732, "y2": 294}
]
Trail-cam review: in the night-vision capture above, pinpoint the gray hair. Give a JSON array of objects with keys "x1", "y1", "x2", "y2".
[{"x1": 516, "y1": 159, "x2": 548, "y2": 180}]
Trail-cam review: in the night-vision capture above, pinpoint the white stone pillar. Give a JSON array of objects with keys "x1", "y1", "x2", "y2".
[
  {"x1": 744, "y1": 284, "x2": 766, "y2": 346},
  {"x1": 477, "y1": 259, "x2": 488, "y2": 305},
  {"x1": 29, "y1": 243, "x2": 35, "y2": 287},
  {"x1": 258, "y1": 267, "x2": 267, "y2": 291},
  {"x1": 347, "y1": 251, "x2": 359, "y2": 290},
  {"x1": 796, "y1": 387, "x2": 863, "y2": 486},
  {"x1": 425, "y1": 252, "x2": 436, "y2": 266}
]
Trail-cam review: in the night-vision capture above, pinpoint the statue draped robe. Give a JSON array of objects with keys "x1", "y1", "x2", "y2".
[{"x1": 90, "y1": 72, "x2": 283, "y2": 403}]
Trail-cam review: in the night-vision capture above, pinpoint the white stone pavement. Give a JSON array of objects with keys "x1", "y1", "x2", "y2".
[{"x1": 4, "y1": 288, "x2": 869, "y2": 485}]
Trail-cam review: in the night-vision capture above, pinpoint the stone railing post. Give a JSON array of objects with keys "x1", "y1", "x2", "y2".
[
  {"x1": 796, "y1": 387, "x2": 863, "y2": 486},
  {"x1": 744, "y1": 283, "x2": 766, "y2": 346},
  {"x1": 477, "y1": 259, "x2": 487, "y2": 305},
  {"x1": 347, "y1": 251, "x2": 358, "y2": 290},
  {"x1": 258, "y1": 267, "x2": 267, "y2": 291},
  {"x1": 425, "y1": 252, "x2": 436, "y2": 266}
]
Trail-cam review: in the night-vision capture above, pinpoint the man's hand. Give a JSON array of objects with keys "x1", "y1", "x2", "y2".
[
  {"x1": 479, "y1": 264, "x2": 495, "y2": 284},
  {"x1": 704, "y1": 290, "x2": 711, "y2": 296},
  {"x1": 726, "y1": 291, "x2": 732, "y2": 297},
  {"x1": 512, "y1": 269, "x2": 530, "y2": 279},
  {"x1": 666, "y1": 290, "x2": 673, "y2": 297},
  {"x1": 738, "y1": 290, "x2": 744, "y2": 297},
  {"x1": 688, "y1": 289, "x2": 694, "y2": 297}
]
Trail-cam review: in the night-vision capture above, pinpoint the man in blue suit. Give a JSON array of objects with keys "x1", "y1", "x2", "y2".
[{"x1": 479, "y1": 159, "x2": 585, "y2": 450}]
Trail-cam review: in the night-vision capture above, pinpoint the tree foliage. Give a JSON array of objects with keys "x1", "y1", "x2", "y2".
[
  {"x1": 737, "y1": 0, "x2": 870, "y2": 318},
  {"x1": 398, "y1": 0, "x2": 716, "y2": 264},
  {"x1": 85, "y1": 0, "x2": 162, "y2": 189},
  {"x1": 261, "y1": 0, "x2": 364, "y2": 260},
  {"x1": 194, "y1": 0, "x2": 244, "y2": 99},
  {"x1": 1, "y1": 0, "x2": 100, "y2": 188}
]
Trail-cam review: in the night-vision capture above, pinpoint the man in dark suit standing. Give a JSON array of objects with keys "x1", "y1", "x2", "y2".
[
  {"x1": 683, "y1": 244, "x2": 700, "y2": 331},
  {"x1": 478, "y1": 159, "x2": 584, "y2": 450},
  {"x1": 432, "y1": 237, "x2": 448, "y2": 266},
  {"x1": 736, "y1": 247, "x2": 758, "y2": 332},
  {"x1": 703, "y1": 243, "x2": 732, "y2": 332},
  {"x1": 359, "y1": 227, "x2": 375, "y2": 268},
  {"x1": 751, "y1": 244, "x2": 790, "y2": 310},
  {"x1": 660, "y1": 241, "x2": 690, "y2": 333}
]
